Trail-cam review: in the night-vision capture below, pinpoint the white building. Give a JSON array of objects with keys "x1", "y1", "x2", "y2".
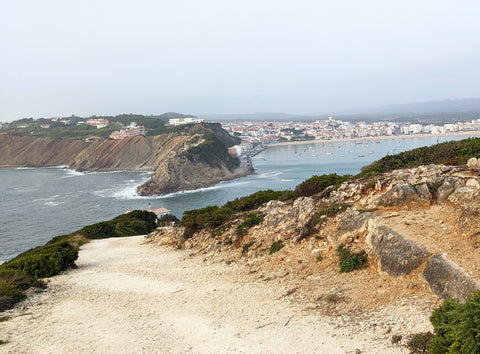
[{"x1": 168, "y1": 117, "x2": 205, "y2": 126}]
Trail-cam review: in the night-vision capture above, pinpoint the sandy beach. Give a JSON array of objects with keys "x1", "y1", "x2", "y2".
[
  {"x1": 0, "y1": 235, "x2": 424, "y2": 353},
  {"x1": 269, "y1": 131, "x2": 480, "y2": 147}
]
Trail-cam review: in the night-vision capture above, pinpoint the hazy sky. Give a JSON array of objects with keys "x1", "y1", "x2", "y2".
[{"x1": 2, "y1": 1, "x2": 480, "y2": 121}]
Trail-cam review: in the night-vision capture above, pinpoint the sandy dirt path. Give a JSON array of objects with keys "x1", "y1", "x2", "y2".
[{"x1": 1, "y1": 236, "x2": 408, "y2": 353}]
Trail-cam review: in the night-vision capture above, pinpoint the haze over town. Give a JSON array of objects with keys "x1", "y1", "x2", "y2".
[{"x1": 2, "y1": 1, "x2": 480, "y2": 122}]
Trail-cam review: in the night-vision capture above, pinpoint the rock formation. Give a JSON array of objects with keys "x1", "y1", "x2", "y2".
[
  {"x1": 0, "y1": 123, "x2": 253, "y2": 195},
  {"x1": 149, "y1": 159, "x2": 480, "y2": 304}
]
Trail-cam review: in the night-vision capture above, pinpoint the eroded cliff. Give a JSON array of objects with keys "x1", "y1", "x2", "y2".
[{"x1": 0, "y1": 123, "x2": 251, "y2": 195}]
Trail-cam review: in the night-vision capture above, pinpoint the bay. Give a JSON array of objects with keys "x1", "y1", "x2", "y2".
[{"x1": 0, "y1": 135, "x2": 473, "y2": 263}]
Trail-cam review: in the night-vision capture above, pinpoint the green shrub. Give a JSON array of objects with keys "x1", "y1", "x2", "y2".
[
  {"x1": 293, "y1": 173, "x2": 351, "y2": 199},
  {"x1": 406, "y1": 332, "x2": 433, "y2": 353},
  {"x1": 181, "y1": 190, "x2": 291, "y2": 239},
  {"x1": 358, "y1": 138, "x2": 480, "y2": 178},
  {"x1": 269, "y1": 241, "x2": 284, "y2": 254},
  {"x1": 427, "y1": 292, "x2": 480, "y2": 353},
  {"x1": 1, "y1": 240, "x2": 78, "y2": 279},
  {"x1": 299, "y1": 203, "x2": 350, "y2": 240},
  {"x1": 0, "y1": 280, "x2": 26, "y2": 312},
  {"x1": 79, "y1": 210, "x2": 157, "y2": 239},
  {"x1": 336, "y1": 245, "x2": 367, "y2": 273}
]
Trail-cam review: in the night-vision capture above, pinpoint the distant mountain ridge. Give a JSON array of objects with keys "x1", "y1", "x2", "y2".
[{"x1": 199, "y1": 97, "x2": 480, "y2": 123}]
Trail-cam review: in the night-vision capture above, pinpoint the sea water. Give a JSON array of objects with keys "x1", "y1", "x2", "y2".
[{"x1": 0, "y1": 135, "x2": 473, "y2": 263}]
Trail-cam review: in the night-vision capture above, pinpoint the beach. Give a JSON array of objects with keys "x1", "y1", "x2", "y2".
[
  {"x1": 0, "y1": 235, "x2": 423, "y2": 353},
  {"x1": 269, "y1": 131, "x2": 480, "y2": 147}
]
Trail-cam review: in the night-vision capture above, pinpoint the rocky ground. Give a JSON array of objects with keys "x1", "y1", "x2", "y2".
[{"x1": 149, "y1": 159, "x2": 480, "y2": 351}]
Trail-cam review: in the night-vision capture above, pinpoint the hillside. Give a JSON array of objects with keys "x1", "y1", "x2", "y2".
[
  {"x1": 149, "y1": 157, "x2": 480, "y2": 350},
  {"x1": 0, "y1": 123, "x2": 251, "y2": 195}
]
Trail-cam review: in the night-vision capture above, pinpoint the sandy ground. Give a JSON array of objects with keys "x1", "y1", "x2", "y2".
[{"x1": 1, "y1": 236, "x2": 424, "y2": 354}]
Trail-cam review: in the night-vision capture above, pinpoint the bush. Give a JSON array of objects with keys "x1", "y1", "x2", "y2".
[
  {"x1": 181, "y1": 190, "x2": 292, "y2": 239},
  {"x1": 0, "y1": 280, "x2": 27, "y2": 312},
  {"x1": 406, "y1": 332, "x2": 433, "y2": 353},
  {"x1": 428, "y1": 292, "x2": 480, "y2": 353},
  {"x1": 299, "y1": 203, "x2": 350, "y2": 240},
  {"x1": 269, "y1": 241, "x2": 284, "y2": 254},
  {"x1": 358, "y1": 137, "x2": 480, "y2": 178},
  {"x1": 293, "y1": 174, "x2": 351, "y2": 199},
  {"x1": 1, "y1": 240, "x2": 78, "y2": 279},
  {"x1": 79, "y1": 210, "x2": 157, "y2": 239},
  {"x1": 336, "y1": 245, "x2": 367, "y2": 273}
]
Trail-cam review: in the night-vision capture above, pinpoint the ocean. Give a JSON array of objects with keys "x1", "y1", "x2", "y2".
[{"x1": 0, "y1": 135, "x2": 473, "y2": 263}]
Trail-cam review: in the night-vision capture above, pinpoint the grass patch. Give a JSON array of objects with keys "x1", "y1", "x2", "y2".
[
  {"x1": 336, "y1": 245, "x2": 368, "y2": 273},
  {"x1": 269, "y1": 241, "x2": 284, "y2": 254}
]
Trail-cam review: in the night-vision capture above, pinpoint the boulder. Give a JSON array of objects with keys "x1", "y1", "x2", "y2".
[
  {"x1": 293, "y1": 197, "x2": 315, "y2": 224},
  {"x1": 467, "y1": 157, "x2": 480, "y2": 171},
  {"x1": 376, "y1": 184, "x2": 426, "y2": 207},
  {"x1": 437, "y1": 180, "x2": 455, "y2": 203},
  {"x1": 337, "y1": 208, "x2": 379, "y2": 240},
  {"x1": 366, "y1": 225, "x2": 430, "y2": 277},
  {"x1": 447, "y1": 187, "x2": 476, "y2": 204},
  {"x1": 423, "y1": 253, "x2": 480, "y2": 301},
  {"x1": 466, "y1": 178, "x2": 480, "y2": 189},
  {"x1": 414, "y1": 183, "x2": 432, "y2": 201}
]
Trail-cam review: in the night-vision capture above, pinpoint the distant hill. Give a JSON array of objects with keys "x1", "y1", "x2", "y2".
[{"x1": 200, "y1": 97, "x2": 480, "y2": 124}]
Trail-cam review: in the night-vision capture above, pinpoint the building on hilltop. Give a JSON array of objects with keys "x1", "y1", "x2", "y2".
[
  {"x1": 168, "y1": 117, "x2": 205, "y2": 126},
  {"x1": 109, "y1": 122, "x2": 146, "y2": 140},
  {"x1": 86, "y1": 118, "x2": 110, "y2": 129}
]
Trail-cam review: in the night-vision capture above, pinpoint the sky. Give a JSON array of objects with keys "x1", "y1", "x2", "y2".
[{"x1": 2, "y1": 1, "x2": 480, "y2": 121}]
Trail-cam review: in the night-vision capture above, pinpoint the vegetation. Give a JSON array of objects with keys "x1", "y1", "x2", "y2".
[
  {"x1": 406, "y1": 332, "x2": 434, "y2": 353},
  {"x1": 426, "y1": 291, "x2": 480, "y2": 353},
  {"x1": 299, "y1": 202, "x2": 350, "y2": 240},
  {"x1": 181, "y1": 190, "x2": 292, "y2": 239},
  {"x1": 157, "y1": 214, "x2": 180, "y2": 227},
  {"x1": 236, "y1": 213, "x2": 264, "y2": 238},
  {"x1": 180, "y1": 131, "x2": 239, "y2": 170},
  {"x1": 269, "y1": 241, "x2": 284, "y2": 254},
  {"x1": 1, "y1": 112, "x2": 198, "y2": 140},
  {"x1": 336, "y1": 245, "x2": 368, "y2": 273},
  {"x1": 293, "y1": 173, "x2": 351, "y2": 199},
  {"x1": 0, "y1": 210, "x2": 157, "y2": 313},
  {"x1": 78, "y1": 210, "x2": 157, "y2": 239},
  {"x1": 358, "y1": 137, "x2": 480, "y2": 177}
]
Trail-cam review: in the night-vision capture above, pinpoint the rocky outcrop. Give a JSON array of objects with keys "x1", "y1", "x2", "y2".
[
  {"x1": 366, "y1": 225, "x2": 430, "y2": 277},
  {"x1": 423, "y1": 254, "x2": 480, "y2": 301},
  {"x1": 376, "y1": 184, "x2": 428, "y2": 207},
  {"x1": 0, "y1": 123, "x2": 251, "y2": 195}
]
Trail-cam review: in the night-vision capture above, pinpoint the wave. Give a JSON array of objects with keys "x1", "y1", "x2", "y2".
[{"x1": 258, "y1": 171, "x2": 283, "y2": 178}]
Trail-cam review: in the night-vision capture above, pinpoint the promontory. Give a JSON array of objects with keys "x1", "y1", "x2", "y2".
[{"x1": 0, "y1": 114, "x2": 253, "y2": 195}]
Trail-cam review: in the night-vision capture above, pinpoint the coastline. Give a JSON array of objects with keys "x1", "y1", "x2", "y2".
[
  {"x1": 0, "y1": 235, "x2": 419, "y2": 353},
  {"x1": 269, "y1": 131, "x2": 480, "y2": 147}
]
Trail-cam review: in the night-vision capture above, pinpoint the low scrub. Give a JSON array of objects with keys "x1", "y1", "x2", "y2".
[
  {"x1": 427, "y1": 291, "x2": 480, "y2": 353},
  {"x1": 358, "y1": 137, "x2": 480, "y2": 178},
  {"x1": 293, "y1": 173, "x2": 351, "y2": 199},
  {"x1": 236, "y1": 213, "x2": 264, "y2": 238},
  {"x1": 269, "y1": 241, "x2": 284, "y2": 254},
  {"x1": 181, "y1": 190, "x2": 292, "y2": 239},
  {"x1": 336, "y1": 245, "x2": 368, "y2": 273},
  {"x1": 299, "y1": 203, "x2": 350, "y2": 240}
]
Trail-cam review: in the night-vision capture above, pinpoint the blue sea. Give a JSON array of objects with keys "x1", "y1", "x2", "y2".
[{"x1": 0, "y1": 135, "x2": 473, "y2": 263}]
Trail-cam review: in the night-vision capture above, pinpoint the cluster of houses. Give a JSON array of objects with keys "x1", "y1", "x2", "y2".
[{"x1": 109, "y1": 122, "x2": 146, "y2": 140}]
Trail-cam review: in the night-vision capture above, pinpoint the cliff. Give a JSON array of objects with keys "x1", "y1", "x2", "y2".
[{"x1": 0, "y1": 123, "x2": 252, "y2": 195}]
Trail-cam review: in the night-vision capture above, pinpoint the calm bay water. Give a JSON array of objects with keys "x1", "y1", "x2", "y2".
[{"x1": 0, "y1": 135, "x2": 473, "y2": 263}]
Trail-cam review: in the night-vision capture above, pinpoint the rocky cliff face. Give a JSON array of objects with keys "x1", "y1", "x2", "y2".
[{"x1": 0, "y1": 123, "x2": 251, "y2": 195}]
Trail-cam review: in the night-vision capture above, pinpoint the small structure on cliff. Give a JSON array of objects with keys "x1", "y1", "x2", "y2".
[{"x1": 145, "y1": 204, "x2": 170, "y2": 218}]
